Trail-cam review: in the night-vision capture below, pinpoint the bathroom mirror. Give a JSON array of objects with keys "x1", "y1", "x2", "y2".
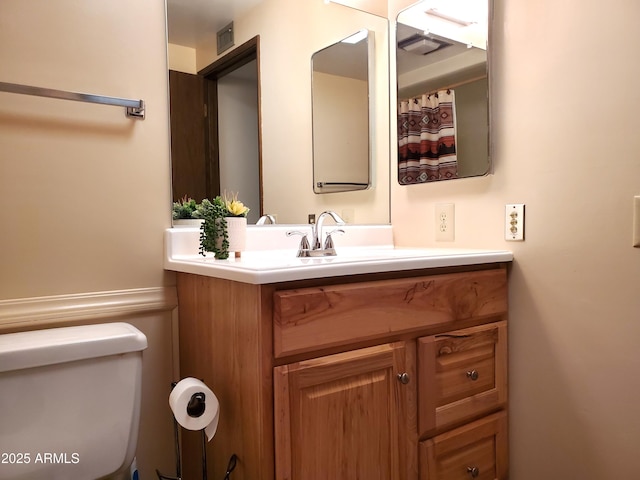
[
  {"x1": 312, "y1": 29, "x2": 371, "y2": 194},
  {"x1": 166, "y1": 0, "x2": 391, "y2": 224},
  {"x1": 396, "y1": 0, "x2": 490, "y2": 184}
]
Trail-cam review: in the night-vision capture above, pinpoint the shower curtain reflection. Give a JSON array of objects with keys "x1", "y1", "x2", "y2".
[{"x1": 398, "y1": 89, "x2": 457, "y2": 184}]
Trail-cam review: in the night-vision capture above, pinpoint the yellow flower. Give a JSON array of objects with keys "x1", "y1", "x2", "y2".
[
  {"x1": 222, "y1": 191, "x2": 249, "y2": 217},
  {"x1": 226, "y1": 199, "x2": 249, "y2": 216}
]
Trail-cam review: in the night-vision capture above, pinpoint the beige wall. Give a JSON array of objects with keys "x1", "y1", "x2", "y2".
[
  {"x1": 168, "y1": 44, "x2": 197, "y2": 74},
  {"x1": 312, "y1": 72, "x2": 369, "y2": 186},
  {"x1": 0, "y1": 0, "x2": 173, "y2": 299},
  {"x1": 0, "y1": 0, "x2": 177, "y2": 477},
  {"x1": 392, "y1": 0, "x2": 640, "y2": 478}
]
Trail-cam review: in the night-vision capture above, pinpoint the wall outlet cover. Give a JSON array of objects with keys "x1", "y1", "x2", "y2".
[{"x1": 435, "y1": 203, "x2": 455, "y2": 242}]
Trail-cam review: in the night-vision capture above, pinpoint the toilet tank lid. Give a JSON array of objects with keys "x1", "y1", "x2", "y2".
[{"x1": 0, "y1": 322, "x2": 148, "y2": 373}]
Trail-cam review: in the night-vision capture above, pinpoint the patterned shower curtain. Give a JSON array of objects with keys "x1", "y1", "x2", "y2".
[{"x1": 398, "y1": 89, "x2": 458, "y2": 184}]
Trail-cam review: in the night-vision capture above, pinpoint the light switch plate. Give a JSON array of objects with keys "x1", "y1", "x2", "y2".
[{"x1": 505, "y1": 204, "x2": 525, "y2": 241}]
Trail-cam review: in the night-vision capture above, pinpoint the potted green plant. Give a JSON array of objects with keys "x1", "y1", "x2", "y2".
[
  {"x1": 197, "y1": 192, "x2": 249, "y2": 259},
  {"x1": 172, "y1": 196, "x2": 203, "y2": 227}
]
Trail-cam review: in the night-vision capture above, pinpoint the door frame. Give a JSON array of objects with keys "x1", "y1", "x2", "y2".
[{"x1": 198, "y1": 36, "x2": 262, "y2": 214}]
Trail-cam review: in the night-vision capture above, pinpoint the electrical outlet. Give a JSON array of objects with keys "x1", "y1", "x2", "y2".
[
  {"x1": 505, "y1": 204, "x2": 525, "y2": 241},
  {"x1": 308, "y1": 213, "x2": 316, "y2": 224},
  {"x1": 435, "y1": 203, "x2": 455, "y2": 241}
]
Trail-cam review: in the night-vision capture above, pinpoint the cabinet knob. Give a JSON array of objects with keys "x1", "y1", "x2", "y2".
[
  {"x1": 467, "y1": 466, "x2": 480, "y2": 478},
  {"x1": 396, "y1": 372, "x2": 410, "y2": 384},
  {"x1": 466, "y1": 370, "x2": 479, "y2": 381}
]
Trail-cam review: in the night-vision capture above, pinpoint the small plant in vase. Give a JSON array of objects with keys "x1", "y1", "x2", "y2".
[
  {"x1": 197, "y1": 193, "x2": 249, "y2": 259},
  {"x1": 223, "y1": 192, "x2": 250, "y2": 258},
  {"x1": 172, "y1": 196, "x2": 203, "y2": 227}
]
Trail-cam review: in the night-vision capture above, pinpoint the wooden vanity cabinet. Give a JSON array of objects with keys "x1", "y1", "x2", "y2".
[{"x1": 176, "y1": 264, "x2": 509, "y2": 480}]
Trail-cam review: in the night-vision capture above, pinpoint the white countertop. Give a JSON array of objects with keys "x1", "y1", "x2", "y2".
[{"x1": 164, "y1": 225, "x2": 513, "y2": 284}]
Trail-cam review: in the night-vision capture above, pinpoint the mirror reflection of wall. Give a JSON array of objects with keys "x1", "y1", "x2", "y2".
[
  {"x1": 396, "y1": 0, "x2": 490, "y2": 184},
  {"x1": 312, "y1": 30, "x2": 371, "y2": 194},
  {"x1": 217, "y1": 59, "x2": 260, "y2": 224},
  {"x1": 166, "y1": 0, "x2": 391, "y2": 225}
]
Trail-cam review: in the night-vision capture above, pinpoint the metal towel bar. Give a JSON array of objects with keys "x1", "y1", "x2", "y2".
[
  {"x1": 316, "y1": 182, "x2": 368, "y2": 188},
  {"x1": 0, "y1": 81, "x2": 145, "y2": 119}
]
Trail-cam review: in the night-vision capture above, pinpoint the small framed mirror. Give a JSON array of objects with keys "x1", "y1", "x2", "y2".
[
  {"x1": 396, "y1": 0, "x2": 490, "y2": 184},
  {"x1": 312, "y1": 29, "x2": 372, "y2": 194}
]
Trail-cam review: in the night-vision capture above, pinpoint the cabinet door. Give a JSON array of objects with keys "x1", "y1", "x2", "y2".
[
  {"x1": 274, "y1": 342, "x2": 417, "y2": 480},
  {"x1": 418, "y1": 322, "x2": 507, "y2": 437},
  {"x1": 420, "y1": 411, "x2": 508, "y2": 480}
]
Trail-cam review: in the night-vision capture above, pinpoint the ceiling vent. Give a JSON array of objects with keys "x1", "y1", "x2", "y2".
[
  {"x1": 217, "y1": 22, "x2": 234, "y2": 55},
  {"x1": 398, "y1": 34, "x2": 451, "y2": 56}
]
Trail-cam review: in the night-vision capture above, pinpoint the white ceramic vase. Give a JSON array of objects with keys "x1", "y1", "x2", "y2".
[
  {"x1": 172, "y1": 218, "x2": 203, "y2": 228},
  {"x1": 225, "y1": 217, "x2": 247, "y2": 256}
]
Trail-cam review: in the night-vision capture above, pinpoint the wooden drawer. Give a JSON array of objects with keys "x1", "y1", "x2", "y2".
[
  {"x1": 273, "y1": 268, "x2": 507, "y2": 358},
  {"x1": 418, "y1": 322, "x2": 507, "y2": 437},
  {"x1": 420, "y1": 411, "x2": 508, "y2": 480}
]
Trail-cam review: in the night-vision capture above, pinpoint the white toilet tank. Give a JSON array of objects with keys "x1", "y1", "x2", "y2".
[{"x1": 0, "y1": 322, "x2": 147, "y2": 480}]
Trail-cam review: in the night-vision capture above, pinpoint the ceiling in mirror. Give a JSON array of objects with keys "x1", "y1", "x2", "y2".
[
  {"x1": 166, "y1": 0, "x2": 264, "y2": 48},
  {"x1": 396, "y1": 0, "x2": 490, "y2": 184}
]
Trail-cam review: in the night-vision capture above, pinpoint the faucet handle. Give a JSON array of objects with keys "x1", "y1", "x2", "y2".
[
  {"x1": 323, "y1": 229, "x2": 345, "y2": 250},
  {"x1": 286, "y1": 230, "x2": 311, "y2": 257},
  {"x1": 286, "y1": 230, "x2": 308, "y2": 238}
]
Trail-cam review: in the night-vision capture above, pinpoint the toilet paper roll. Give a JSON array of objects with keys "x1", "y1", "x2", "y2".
[{"x1": 169, "y1": 377, "x2": 220, "y2": 441}]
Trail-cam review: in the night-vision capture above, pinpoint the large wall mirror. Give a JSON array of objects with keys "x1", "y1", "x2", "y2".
[
  {"x1": 312, "y1": 29, "x2": 372, "y2": 194},
  {"x1": 396, "y1": 0, "x2": 490, "y2": 184},
  {"x1": 166, "y1": 0, "x2": 391, "y2": 224}
]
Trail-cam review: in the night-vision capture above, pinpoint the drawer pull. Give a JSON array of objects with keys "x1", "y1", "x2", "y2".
[
  {"x1": 397, "y1": 372, "x2": 410, "y2": 384},
  {"x1": 467, "y1": 466, "x2": 480, "y2": 478},
  {"x1": 466, "y1": 370, "x2": 479, "y2": 381},
  {"x1": 436, "y1": 334, "x2": 472, "y2": 339}
]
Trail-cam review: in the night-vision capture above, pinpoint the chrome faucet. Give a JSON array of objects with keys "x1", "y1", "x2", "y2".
[
  {"x1": 312, "y1": 211, "x2": 346, "y2": 250},
  {"x1": 286, "y1": 211, "x2": 346, "y2": 257},
  {"x1": 256, "y1": 214, "x2": 276, "y2": 225}
]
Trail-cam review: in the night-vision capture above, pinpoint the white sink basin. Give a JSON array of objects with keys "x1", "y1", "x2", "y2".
[{"x1": 165, "y1": 226, "x2": 513, "y2": 284}]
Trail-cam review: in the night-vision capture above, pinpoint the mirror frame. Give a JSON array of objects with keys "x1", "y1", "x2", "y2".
[
  {"x1": 311, "y1": 29, "x2": 373, "y2": 194},
  {"x1": 395, "y1": 0, "x2": 492, "y2": 185}
]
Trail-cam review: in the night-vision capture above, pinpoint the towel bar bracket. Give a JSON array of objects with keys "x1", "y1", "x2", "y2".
[{"x1": 126, "y1": 101, "x2": 145, "y2": 119}]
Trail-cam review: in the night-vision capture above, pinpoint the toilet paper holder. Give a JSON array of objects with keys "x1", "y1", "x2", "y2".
[
  {"x1": 156, "y1": 381, "x2": 237, "y2": 480},
  {"x1": 187, "y1": 392, "x2": 206, "y2": 418}
]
